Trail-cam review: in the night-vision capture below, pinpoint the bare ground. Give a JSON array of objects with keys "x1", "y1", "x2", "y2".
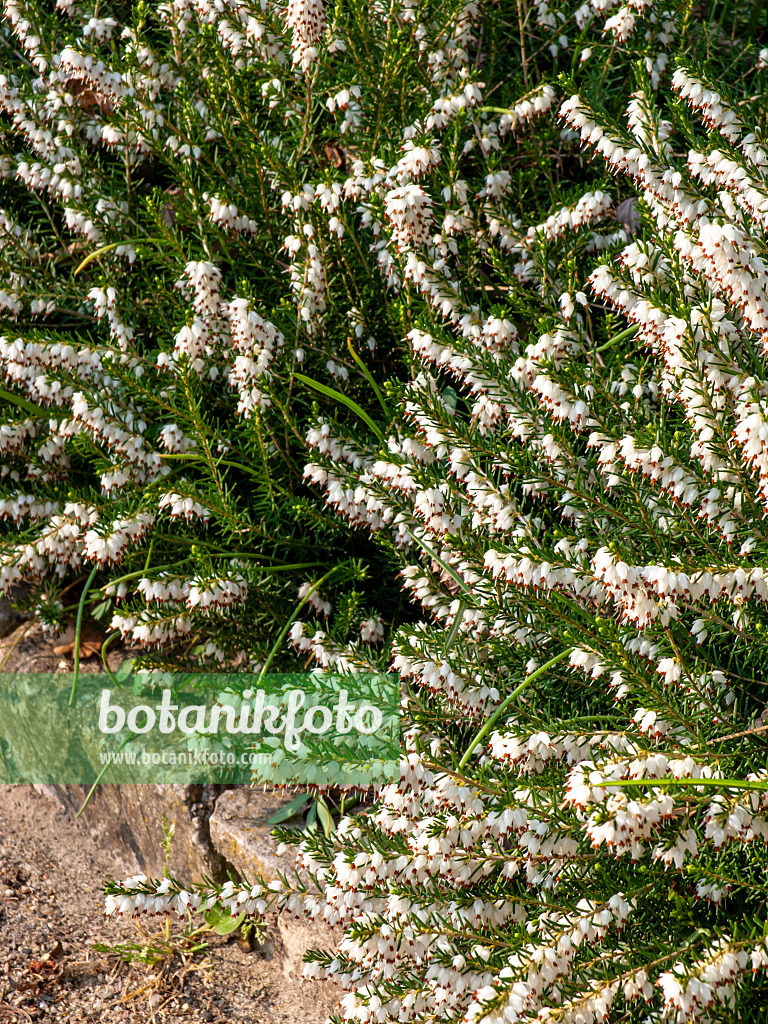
[{"x1": 0, "y1": 621, "x2": 341, "y2": 1024}]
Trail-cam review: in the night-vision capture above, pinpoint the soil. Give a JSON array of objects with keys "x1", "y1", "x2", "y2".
[{"x1": 0, "y1": 621, "x2": 341, "y2": 1024}]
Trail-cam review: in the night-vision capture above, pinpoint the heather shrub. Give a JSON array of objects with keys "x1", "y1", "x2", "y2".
[
  {"x1": 6, "y1": 0, "x2": 768, "y2": 1021},
  {"x1": 293, "y1": 65, "x2": 768, "y2": 1024},
  {"x1": 0, "y1": 0, "x2": 698, "y2": 667}
]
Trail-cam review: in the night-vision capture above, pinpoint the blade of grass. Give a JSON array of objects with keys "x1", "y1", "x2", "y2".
[
  {"x1": 404, "y1": 529, "x2": 472, "y2": 597},
  {"x1": 73, "y1": 237, "x2": 174, "y2": 276},
  {"x1": 458, "y1": 649, "x2": 572, "y2": 768},
  {"x1": 156, "y1": 453, "x2": 267, "y2": 480},
  {"x1": 69, "y1": 563, "x2": 100, "y2": 706},
  {"x1": 596, "y1": 324, "x2": 638, "y2": 353},
  {"x1": 443, "y1": 599, "x2": 466, "y2": 656},
  {"x1": 346, "y1": 339, "x2": 391, "y2": 421},
  {"x1": 101, "y1": 630, "x2": 122, "y2": 687},
  {"x1": 254, "y1": 561, "x2": 355, "y2": 685},
  {"x1": 0, "y1": 388, "x2": 49, "y2": 416},
  {"x1": 294, "y1": 373, "x2": 384, "y2": 441},
  {"x1": 76, "y1": 730, "x2": 138, "y2": 819}
]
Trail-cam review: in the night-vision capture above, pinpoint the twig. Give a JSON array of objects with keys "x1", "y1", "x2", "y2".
[
  {"x1": 713, "y1": 722, "x2": 768, "y2": 744},
  {"x1": 516, "y1": 0, "x2": 529, "y2": 88}
]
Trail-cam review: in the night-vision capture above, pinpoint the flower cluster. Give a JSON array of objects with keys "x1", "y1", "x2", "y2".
[
  {"x1": 3, "y1": 0, "x2": 767, "y2": 1019},
  {"x1": 286, "y1": 0, "x2": 327, "y2": 73},
  {"x1": 290, "y1": 56, "x2": 768, "y2": 1024}
]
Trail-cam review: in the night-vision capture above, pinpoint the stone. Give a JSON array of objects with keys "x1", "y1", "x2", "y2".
[
  {"x1": 29, "y1": 784, "x2": 312, "y2": 888},
  {"x1": 0, "y1": 595, "x2": 23, "y2": 639},
  {"x1": 32, "y1": 783, "x2": 232, "y2": 883},
  {"x1": 208, "y1": 789, "x2": 341, "y2": 976},
  {"x1": 208, "y1": 787, "x2": 302, "y2": 881}
]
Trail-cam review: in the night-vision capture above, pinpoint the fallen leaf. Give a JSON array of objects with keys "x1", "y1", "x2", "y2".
[
  {"x1": 48, "y1": 941, "x2": 65, "y2": 961},
  {"x1": 27, "y1": 960, "x2": 58, "y2": 976},
  {"x1": 63, "y1": 78, "x2": 115, "y2": 116},
  {"x1": 53, "y1": 639, "x2": 102, "y2": 659},
  {"x1": 324, "y1": 142, "x2": 346, "y2": 170}
]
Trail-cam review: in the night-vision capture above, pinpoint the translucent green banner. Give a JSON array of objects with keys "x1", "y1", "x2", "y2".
[{"x1": 0, "y1": 670, "x2": 400, "y2": 785}]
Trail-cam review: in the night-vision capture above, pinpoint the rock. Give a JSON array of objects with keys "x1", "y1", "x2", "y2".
[
  {"x1": 0, "y1": 595, "x2": 23, "y2": 639},
  {"x1": 208, "y1": 788, "x2": 301, "y2": 881},
  {"x1": 209, "y1": 789, "x2": 341, "y2": 977},
  {"x1": 276, "y1": 912, "x2": 326, "y2": 981},
  {"x1": 2, "y1": 672, "x2": 236, "y2": 883},
  {"x1": 32, "y1": 784, "x2": 313, "y2": 890},
  {"x1": 32, "y1": 783, "x2": 232, "y2": 883}
]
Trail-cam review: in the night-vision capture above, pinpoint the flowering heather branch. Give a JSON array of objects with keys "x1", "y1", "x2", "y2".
[
  {"x1": 286, "y1": 0, "x2": 327, "y2": 72},
  {"x1": 292, "y1": 58, "x2": 768, "y2": 1024},
  {"x1": 0, "y1": 0, "x2": 685, "y2": 664},
  {"x1": 0, "y1": 0, "x2": 766, "y2": 1019}
]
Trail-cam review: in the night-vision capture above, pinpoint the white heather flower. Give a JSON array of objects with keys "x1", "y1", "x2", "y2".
[
  {"x1": 206, "y1": 193, "x2": 257, "y2": 234},
  {"x1": 498, "y1": 83, "x2": 556, "y2": 135},
  {"x1": 286, "y1": 0, "x2": 327, "y2": 72},
  {"x1": 157, "y1": 492, "x2": 211, "y2": 521},
  {"x1": 603, "y1": 5, "x2": 636, "y2": 41},
  {"x1": 392, "y1": 141, "x2": 442, "y2": 183},
  {"x1": 187, "y1": 574, "x2": 247, "y2": 611},
  {"x1": 82, "y1": 16, "x2": 118, "y2": 41},
  {"x1": 298, "y1": 581, "x2": 331, "y2": 617},
  {"x1": 360, "y1": 616, "x2": 384, "y2": 643},
  {"x1": 159, "y1": 423, "x2": 195, "y2": 453},
  {"x1": 83, "y1": 513, "x2": 154, "y2": 566},
  {"x1": 384, "y1": 184, "x2": 434, "y2": 248}
]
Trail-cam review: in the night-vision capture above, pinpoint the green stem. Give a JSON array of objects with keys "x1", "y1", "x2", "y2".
[
  {"x1": 98, "y1": 564, "x2": 179, "y2": 592},
  {"x1": 69, "y1": 563, "x2": 100, "y2": 706},
  {"x1": 596, "y1": 324, "x2": 638, "y2": 353},
  {"x1": 98, "y1": 560, "x2": 326, "y2": 593},
  {"x1": 101, "y1": 630, "x2": 122, "y2": 687},
  {"x1": 216, "y1": 560, "x2": 325, "y2": 571},
  {"x1": 458, "y1": 649, "x2": 572, "y2": 768},
  {"x1": 76, "y1": 730, "x2": 138, "y2": 819},
  {"x1": 255, "y1": 563, "x2": 353, "y2": 685},
  {"x1": 599, "y1": 777, "x2": 768, "y2": 793}
]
